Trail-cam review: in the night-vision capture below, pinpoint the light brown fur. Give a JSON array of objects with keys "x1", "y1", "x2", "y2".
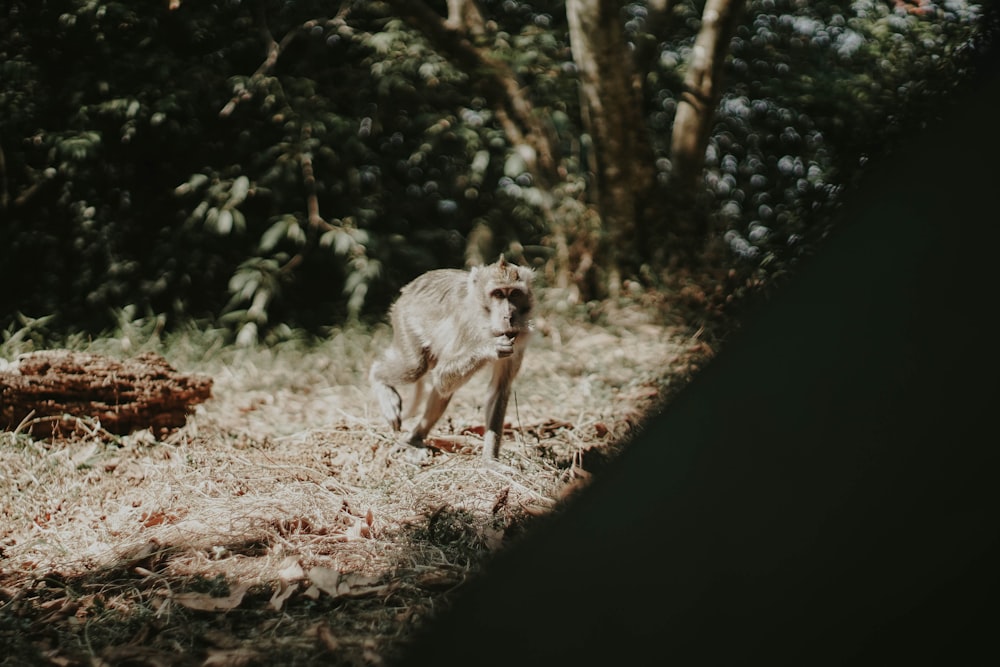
[{"x1": 370, "y1": 256, "x2": 534, "y2": 459}]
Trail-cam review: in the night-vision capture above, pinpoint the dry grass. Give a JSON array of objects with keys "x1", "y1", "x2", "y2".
[{"x1": 0, "y1": 295, "x2": 717, "y2": 666}]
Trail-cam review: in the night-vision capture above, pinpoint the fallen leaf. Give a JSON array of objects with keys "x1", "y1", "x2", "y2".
[
  {"x1": 346, "y1": 516, "x2": 372, "y2": 539},
  {"x1": 40, "y1": 651, "x2": 74, "y2": 667},
  {"x1": 39, "y1": 597, "x2": 69, "y2": 611},
  {"x1": 173, "y1": 583, "x2": 249, "y2": 612},
  {"x1": 151, "y1": 592, "x2": 170, "y2": 618},
  {"x1": 277, "y1": 556, "x2": 304, "y2": 582},
  {"x1": 362, "y1": 638, "x2": 383, "y2": 665},
  {"x1": 478, "y1": 526, "x2": 505, "y2": 551},
  {"x1": 73, "y1": 594, "x2": 98, "y2": 620},
  {"x1": 202, "y1": 648, "x2": 259, "y2": 667},
  {"x1": 140, "y1": 510, "x2": 181, "y2": 528},
  {"x1": 341, "y1": 579, "x2": 394, "y2": 599},
  {"x1": 425, "y1": 436, "x2": 476, "y2": 454},
  {"x1": 268, "y1": 581, "x2": 298, "y2": 612},
  {"x1": 308, "y1": 568, "x2": 390, "y2": 600},
  {"x1": 101, "y1": 646, "x2": 176, "y2": 667},
  {"x1": 491, "y1": 487, "x2": 510, "y2": 515},
  {"x1": 39, "y1": 597, "x2": 79, "y2": 624},
  {"x1": 525, "y1": 419, "x2": 574, "y2": 438},
  {"x1": 312, "y1": 622, "x2": 340, "y2": 652},
  {"x1": 415, "y1": 570, "x2": 464, "y2": 590},
  {"x1": 307, "y1": 567, "x2": 340, "y2": 598},
  {"x1": 339, "y1": 572, "x2": 378, "y2": 592},
  {"x1": 521, "y1": 502, "x2": 552, "y2": 517},
  {"x1": 203, "y1": 628, "x2": 241, "y2": 649}
]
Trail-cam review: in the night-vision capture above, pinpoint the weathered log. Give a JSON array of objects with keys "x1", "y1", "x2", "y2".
[{"x1": 0, "y1": 350, "x2": 213, "y2": 438}]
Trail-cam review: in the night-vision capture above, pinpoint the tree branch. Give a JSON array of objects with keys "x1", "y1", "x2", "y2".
[
  {"x1": 298, "y1": 124, "x2": 334, "y2": 233},
  {"x1": 219, "y1": 4, "x2": 303, "y2": 118},
  {"x1": 385, "y1": 0, "x2": 558, "y2": 184}
]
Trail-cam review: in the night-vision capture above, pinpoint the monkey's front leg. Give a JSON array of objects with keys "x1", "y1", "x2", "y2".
[
  {"x1": 482, "y1": 352, "x2": 523, "y2": 459},
  {"x1": 431, "y1": 335, "x2": 510, "y2": 397},
  {"x1": 407, "y1": 337, "x2": 505, "y2": 446}
]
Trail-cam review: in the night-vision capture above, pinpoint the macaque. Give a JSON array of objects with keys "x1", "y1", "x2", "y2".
[{"x1": 370, "y1": 255, "x2": 534, "y2": 460}]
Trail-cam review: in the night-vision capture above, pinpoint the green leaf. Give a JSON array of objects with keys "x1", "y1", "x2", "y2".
[
  {"x1": 348, "y1": 228, "x2": 370, "y2": 246},
  {"x1": 229, "y1": 176, "x2": 250, "y2": 206},
  {"x1": 216, "y1": 209, "x2": 233, "y2": 235},
  {"x1": 288, "y1": 222, "x2": 306, "y2": 245},
  {"x1": 248, "y1": 289, "x2": 270, "y2": 320},
  {"x1": 186, "y1": 201, "x2": 209, "y2": 226},
  {"x1": 227, "y1": 270, "x2": 255, "y2": 296},
  {"x1": 334, "y1": 230, "x2": 353, "y2": 256},
  {"x1": 175, "y1": 173, "x2": 209, "y2": 196},
  {"x1": 260, "y1": 219, "x2": 289, "y2": 252},
  {"x1": 504, "y1": 152, "x2": 527, "y2": 178},
  {"x1": 343, "y1": 269, "x2": 364, "y2": 295},
  {"x1": 205, "y1": 207, "x2": 219, "y2": 232},
  {"x1": 347, "y1": 282, "x2": 368, "y2": 317},
  {"x1": 236, "y1": 322, "x2": 258, "y2": 347},
  {"x1": 319, "y1": 229, "x2": 337, "y2": 249},
  {"x1": 231, "y1": 208, "x2": 246, "y2": 233}
]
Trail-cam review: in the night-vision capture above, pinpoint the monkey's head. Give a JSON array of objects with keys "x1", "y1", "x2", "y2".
[{"x1": 469, "y1": 254, "x2": 534, "y2": 338}]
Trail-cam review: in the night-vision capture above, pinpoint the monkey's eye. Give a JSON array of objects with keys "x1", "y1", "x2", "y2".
[{"x1": 490, "y1": 289, "x2": 505, "y2": 299}]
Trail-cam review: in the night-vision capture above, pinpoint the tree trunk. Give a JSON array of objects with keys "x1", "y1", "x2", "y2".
[
  {"x1": 565, "y1": 0, "x2": 656, "y2": 289},
  {"x1": 445, "y1": 0, "x2": 485, "y2": 35},
  {"x1": 0, "y1": 351, "x2": 213, "y2": 438},
  {"x1": 669, "y1": 0, "x2": 746, "y2": 200}
]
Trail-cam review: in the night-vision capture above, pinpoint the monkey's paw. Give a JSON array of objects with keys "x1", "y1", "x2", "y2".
[
  {"x1": 494, "y1": 334, "x2": 515, "y2": 358},
  {"x1": 373, "y1": 383, "x2": 403, "y2": 430},
  {"x1": 392, "y1": 441, "x2": 433, "y2": 465}
]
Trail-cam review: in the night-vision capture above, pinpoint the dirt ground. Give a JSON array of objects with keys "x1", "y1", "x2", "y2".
[{"x1": 0, "y1": 293, "x2": 720, "y2": 666}]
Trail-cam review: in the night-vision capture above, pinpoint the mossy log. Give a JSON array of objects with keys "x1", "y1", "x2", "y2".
[{"x1": 0, "y1": 350, "x2": 213, "y2": 438}]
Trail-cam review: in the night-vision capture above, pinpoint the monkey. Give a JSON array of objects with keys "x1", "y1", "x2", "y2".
[{"x1": 370, "y1": 255, "x2": 534, "y2": 460}]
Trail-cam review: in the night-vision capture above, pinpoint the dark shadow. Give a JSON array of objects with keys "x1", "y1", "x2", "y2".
[{"x1": 397, "y1": 35, "x2": 1000, "y2": 666}]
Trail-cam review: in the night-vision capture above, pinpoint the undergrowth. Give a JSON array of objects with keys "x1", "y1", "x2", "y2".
[{"x1": 1, "y1": 294, "x2": 718, "y2": 666}]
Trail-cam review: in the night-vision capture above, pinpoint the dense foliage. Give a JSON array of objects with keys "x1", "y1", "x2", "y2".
[{"x1": 0, "y1": 0, "x2": 987, "y2": 339}]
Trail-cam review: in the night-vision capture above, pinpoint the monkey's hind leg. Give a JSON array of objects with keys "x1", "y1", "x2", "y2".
[
  {"x1": 370, "y1": 368, "x2": 403, "y2": 431},
  {"x1": 403, "y1": 379, "x2": 427, "y2": 421},
  {"x1": 408, "y1": 387, "x2": 453, "y2": 447},
  {"x1": 370, "y1": 346, "x2": 428, "y2": 432}
]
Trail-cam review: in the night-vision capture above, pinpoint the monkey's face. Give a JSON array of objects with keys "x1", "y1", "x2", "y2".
[
  {"x1": 485, "y1": 284, "x2": 533, "y2": 337},
  {"x1": 471, "y1": 259, "x2": 534, "y2": 338}
]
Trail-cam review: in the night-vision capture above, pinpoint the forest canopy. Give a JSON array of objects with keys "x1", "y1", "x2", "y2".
[{"x1": 0, "y1": 0, "x2": 988, "y2": 341}]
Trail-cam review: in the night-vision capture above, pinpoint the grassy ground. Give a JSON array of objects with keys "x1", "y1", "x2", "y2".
[{"x1": 0, "y1": 292, "x2": 720, "y2": 666}]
